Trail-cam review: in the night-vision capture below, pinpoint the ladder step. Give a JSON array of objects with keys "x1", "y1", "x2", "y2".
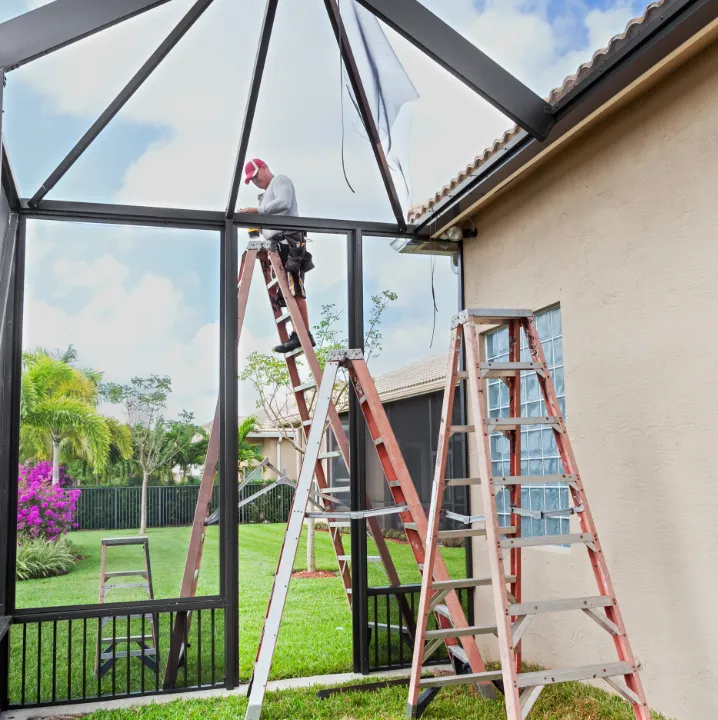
[
  {"x1": 101, "y1": 537, "x2": 148, "y2": 546},
  {"x1": 465, "y1": 308, "x2": 533, "y2": 324},
  {"x1": 494, "y1": 474, "x2": 576, "y2": 486},
  {"x1": 446, "y1": 645, "x2": 469, "y2": 666},
  {"x1": 337, "y1": 555, "x2": 382, "y2": 563},
  {"x1": 438, "y1": 528, "x2": 509, "y2": 539},
  {"x1": 387, "y1": 480, "x2": 402, "y2": 487},
  {"x1": 419, "y1": 670, "x2": 503, "y2": 688},
  {"x1": 104, "y1": 570, "x2": 146, "y2": 578},
  {"x1": 502, "y1": 533, "x2": 594, "y2": 549},
  {"x1": 374, "y1": 436, "x2": 384, "y2": 446},
  {"x1": 445, "y1": 477, "x2": 482, "y2": 487},
  {"x1": 266, "y1": 276, "x2": 279, "y2": 289},
  {"x1": 404, "y1": 522, "x2": 418, "y2": 531},
  {"x1": 510, "y1": 596, "x2": 613, "y2": 616},
  {"x1": 329, "y1": 522, "x2": 351, "y2": 528},
  {"x1": 517, "y1": 662, "x2": 634, "y2": 689},
  {"x1": 294, "y1": 381, "x2": 316, "y2": 393},
  {"x1": 433, "y1": 604, "x2": 452, "y2": 620},
  {"x1": 450, "y1": 425, "x2": 475, "y2": 433},
  {"x1": 100, "y1": 649, "x2": 157, "y2": 660},
  {"x1": 320, "y1": 486, "x2": 351, "y2": 494},
  {"x1": 100, "y1": 635, "x2": 154, "y2": 643},
  {"x1": 479, "y1": 361, "x2": 545, "y2": 378},
  {"x1": 318, "y1": 451, "x2": 342, "y2": 460},
  {"x1": 302, "y1": 419, "x2": 312, "y2": 427},
  {"x1": 425, "y1": 624, "x2": 497, "y2": 641},
  {"x1": 486, "y1": 417, "x2": 562, "y2": 432},
  {"x1": 432, "y1": 575, "x2": 516, "y2": 591},
  {"x1": 284, "y1": 346, "x2": 304, "y2": 359},
  {"x1": 276, "y1": 312, "x2": 291, "y2": 324}
]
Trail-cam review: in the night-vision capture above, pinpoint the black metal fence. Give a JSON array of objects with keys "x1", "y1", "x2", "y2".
[
  {"x1": 367, "y1": 584, "x2": 474, "y2": 672},
  {"x1": 8, "y1": 599, "x2": 225, "y2": 709},
  {"x1": 74, "y1": 483, "x2": 292, "y2": 531}
]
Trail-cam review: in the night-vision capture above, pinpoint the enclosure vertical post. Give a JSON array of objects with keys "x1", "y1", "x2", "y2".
[
  {"x1": 348, "y1": 229, "x2": 369, "y2": 673},
  {"x1": 457, "y1": 242, "x2": 474, "y2": 622},
  {"x1": 0, "y1": 214, "x2": 26, "y2": 709},
  {"x1": 220, "y1": 220, "x2": 239, "y2": 689}
]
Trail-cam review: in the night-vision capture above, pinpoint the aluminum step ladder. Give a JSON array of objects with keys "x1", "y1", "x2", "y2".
[
  {"x1": 164, "y1": 241, "x2": 407, "y2": 688},
  {"x1": 406, "y1": 309, "x2": 651, "y2": 720},
  {"x1": 95, "y1": 536, "x2": 157, "y2": 679},
  {"x1": 244, "y1": 349, "x2": 496, "y2": 720}
]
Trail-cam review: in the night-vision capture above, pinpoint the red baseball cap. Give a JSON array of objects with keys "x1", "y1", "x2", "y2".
[{"x1": 244, "y1": 158, "x2": 267, "y2": 184}]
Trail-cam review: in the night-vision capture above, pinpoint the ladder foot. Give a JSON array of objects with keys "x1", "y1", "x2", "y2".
[{"x1": 408, "y1": 688, "x2": 441, "y2": 718}]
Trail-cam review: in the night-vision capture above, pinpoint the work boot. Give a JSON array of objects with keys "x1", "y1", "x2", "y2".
[{"x1": 273, "y1": 331, "x2": 315, "y2": 354}]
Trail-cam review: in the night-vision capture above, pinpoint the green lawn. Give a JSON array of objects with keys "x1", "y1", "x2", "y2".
[
  {"x1": 81, "y1": 676, "x2": 672, "y2": 720},
  {"x1": 12, "y1": 524, "x2": 465, "y2": 698}
]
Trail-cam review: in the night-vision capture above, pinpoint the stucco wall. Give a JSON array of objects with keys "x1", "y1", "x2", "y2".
[{"x1": 463, "y1": 39, "x2": 718, "y2": 720}]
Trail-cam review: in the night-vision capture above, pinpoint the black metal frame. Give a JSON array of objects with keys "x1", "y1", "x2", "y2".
[{"x1": 0, "y1": 0, "x2": 707, "y2": 709}]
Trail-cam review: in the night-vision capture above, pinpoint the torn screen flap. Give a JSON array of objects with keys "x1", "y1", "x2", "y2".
[{"x1": 339, "y1": 0, "x2": 420, "y2": 215}]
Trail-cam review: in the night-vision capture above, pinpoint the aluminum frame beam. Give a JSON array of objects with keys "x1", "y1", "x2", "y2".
[
  {"x1": 29, "y1": 0, "x2": 215, "y2": 208},
  {"x1": 225, "y1": 0, "x2": 279, "y2": 219},
  {"x1": 0, "y1": 0, "x2": 173, "y2": 70},
  {"x1": 324, "y1": 0, "x2": 406, "y2": 229},
  {"x1": 355, "y1": 0, "x2": 554, "y2": 141},
  {"x1": 20, "y1": 199, "x2": 415, "y2": 236}
]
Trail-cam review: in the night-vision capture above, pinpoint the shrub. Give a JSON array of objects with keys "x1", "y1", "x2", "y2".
[
  {"x1": 16, "y1": 537, "x2": 82, "y2": 581},
  {"x1": 17, "y1": 462, "x2": 81, "y2": 542}
]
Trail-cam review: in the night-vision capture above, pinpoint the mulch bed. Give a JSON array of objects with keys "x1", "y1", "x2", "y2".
[{"x1": 290, "y1": 570, "x2": 337, "y2": 579}]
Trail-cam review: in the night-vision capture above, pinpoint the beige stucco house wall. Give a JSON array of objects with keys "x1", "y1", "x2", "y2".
[{"x1": 463, "y1": 35, "x2": 718, "y2": 720}]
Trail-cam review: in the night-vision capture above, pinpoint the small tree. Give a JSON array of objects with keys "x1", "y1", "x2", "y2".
[
  {"x1": 240, "y1": 291, "x2": 397, "y2": 572},
  {"x1": 104, "y1": 376, "x2": 198, "y2": 534}
]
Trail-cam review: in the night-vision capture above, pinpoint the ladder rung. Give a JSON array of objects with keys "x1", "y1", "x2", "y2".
[
  {"x1": 502, "y1": 533, "x2": 593, "y2": 549},
  {"x1": 266, "y1": 276, "x2": 279, "y2": 289},
  {"x1": 374, "y1": 436, "x2": 384, "y2": 446},
  {"x1": 302, "y1": 419, "x2": 312, "y2": 427},
  {"x1": 494, "y1": 474, "x2": 576, "y2": 486},
  {"x1": 425, "y1": 624, "x2": 497, "y2": 641},
  {"x1": 100, "y1": 649, "x2": 157, "y2": 660},
  {"x1": 516, "y1": 662, "x2": 634, "y2": 689},
  {"x1": 432, "y1": 575, "x2": 516, "y2": 591},
  {"x1": 433, "y1": 604, "x2": 452, "y2": 620},
  {"x1": 104, "y1": 570, "x2": 146, "y2": 578},
  {"x1": 329, "y1": 522, "x2": 351, "y2": 528},
  {"x1": 479, "y1": 361, "x2": 544, "y2": 378},
  {"x1": 447, "y1": 645, "x2": 469, "y2": 666},
  {"x1": 276, "y1": 312, "x2": 291, "y2": 324},
  {"x1": 420, "y1": 670, "x2": 503, "y2": 688},
  {"x1": 404, "y1": 522, "x2": 417, "y2": 531},
  {"x1": 510, "y1": 596, "x2": 613, "y2": 616},
  {"x1": 387, "y1": 480, "x2": 402, "y2": 487},
  {"x1": 284, "y1": 346, "x2": 304, "y2": 359},
  {"x1": 320, "y1": 486, "x2": 351, "y2": 494},
  {"x1": 294, "y1": 381, "x2": 316, "y2": 393},
  {"x1": 445, "y1": 477, "x2": 482, "y2": 487},
  {"x1": 438, "y1": 528, "x2": 499, "y2": 539},
  {"x1": 512, "y1": 504, "x2": 583, "y2": 520},
  {"x1": 101, "y1": 537, "x2": 148, "y2": 546},
  {"x1": 486, "y1": 417, "x2": 561, "y2": 432},
  {"x1": 318, "y1": 451, "x2": 342, "y2": 460},
  {"x1": 101, "y1": 635, "x2": 154, "y2": 643},
  {"x1": 465, "y1": 308, "x2": 533, "y2": 324},
  {"x1": 450, "y1": 425, "x2": 475, "y2": 433}
]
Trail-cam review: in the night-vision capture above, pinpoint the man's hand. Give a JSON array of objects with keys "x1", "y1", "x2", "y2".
[{"x1": 239, "y1": 207, "x2": 258, "y2": 214}]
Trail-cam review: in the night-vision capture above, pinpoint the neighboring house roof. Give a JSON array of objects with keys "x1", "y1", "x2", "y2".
[
  {"x1": 373, "y1": 353, "x2": 449, "y2": 404},
  {"x1": 408, "y1": 0, "x2": 670, "y2": 223}
]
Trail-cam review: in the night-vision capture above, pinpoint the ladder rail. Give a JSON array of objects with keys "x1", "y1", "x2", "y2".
[
  {"x1": 348, "y1": 354, "x2": 493, "y2": 686},
  {"x1": 245, "y1": 361, "x2": 341, "y2": 720},
  {"x1": 522, "y1": 316, "x2": 650, "y2": 718}
]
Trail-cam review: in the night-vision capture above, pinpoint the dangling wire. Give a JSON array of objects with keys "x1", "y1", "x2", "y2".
[
  {"x1": 429, "y1": 217, "x2": 439, "y2": 347},
  {"x1": 338, "y1": 0, "x2": 356, "y2": 194}
]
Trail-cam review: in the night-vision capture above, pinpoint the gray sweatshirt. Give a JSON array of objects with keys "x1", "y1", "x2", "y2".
[{"x1": 257, "y1": 174, "x2": 299, "y2": 240}]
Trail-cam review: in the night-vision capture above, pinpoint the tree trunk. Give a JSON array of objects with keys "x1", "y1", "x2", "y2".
[
  {"x1": 306, "y1": 517, "x2": 316, "y2": 573},
  {"x1": 52, "y1": 439, "x2": 61, "y2": 485},
  {"x1": 140, "y1": 469, "x2": 149, "y2": 535}
]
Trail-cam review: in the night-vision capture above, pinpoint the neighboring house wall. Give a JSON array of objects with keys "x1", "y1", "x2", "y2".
[
  {"x1": 462, "y1": 40, "x2": 718, "y2": 720},
  {"x1": 248, "y1": 434, "x2": 300, "y2": 480}
]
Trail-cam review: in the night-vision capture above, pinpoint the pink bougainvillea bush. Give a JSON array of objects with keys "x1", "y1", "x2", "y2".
[{"x1": 17, "y1": 462, "x2": 81, "y2": 542}]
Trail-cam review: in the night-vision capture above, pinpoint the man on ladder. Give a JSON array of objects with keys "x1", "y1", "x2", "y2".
[{"x1": 240, "y1": 157, "x2": 315, "y2": 353}]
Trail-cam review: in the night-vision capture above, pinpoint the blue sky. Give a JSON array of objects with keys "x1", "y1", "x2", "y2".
[{"x1": 5, "y1": 0, "x2": 645, "y2": 422}]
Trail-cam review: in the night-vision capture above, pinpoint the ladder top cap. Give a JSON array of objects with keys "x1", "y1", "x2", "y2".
[
  {"x1": 102, "y1": 536, "x2": 149, "y2": 546},
  {"x1": 327, "y1": 348, "x2": 364, "y2": 362},
  {"x1": 453, "y1": 308, "x2": 533, "y2": 327},
  {"x1": 246, "y1": 240, "x2": 273, "y2": 250}
]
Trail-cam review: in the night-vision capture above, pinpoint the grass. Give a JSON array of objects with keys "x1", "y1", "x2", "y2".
[
  {"x1": 80, "y1": 674, "x2": 673, "y2": 720},
  {"x1": 10, "y1": 523, "x2": 466, "y2": 703}
]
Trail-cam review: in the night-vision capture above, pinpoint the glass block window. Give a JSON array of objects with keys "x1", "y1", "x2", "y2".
[{"x1": 486, "y1": 306, "x2": 568, "y2": 537}]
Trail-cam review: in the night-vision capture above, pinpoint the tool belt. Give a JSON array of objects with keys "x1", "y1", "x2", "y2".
[{"x1": 273, "y1": 231, "x2": 315, "y2": 274}]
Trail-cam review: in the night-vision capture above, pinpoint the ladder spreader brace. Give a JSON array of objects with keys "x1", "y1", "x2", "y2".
[
  {"x1": 244, "y1": 349, "x2": 498, "y2": 720},
  {"x1": 406, "y1": 309, "x2": 651, "y2": 720},
  {"x1": 163, "y1": 241, "x2": 410, "y2": 689}
]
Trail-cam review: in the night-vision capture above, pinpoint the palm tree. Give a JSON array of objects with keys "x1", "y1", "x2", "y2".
[
  {"x1": 238, "y1": 416, "x2": 263, "y2": 472},
  {"x1": 20, "y1": 350, "x2": 114, "y2": 484}
]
